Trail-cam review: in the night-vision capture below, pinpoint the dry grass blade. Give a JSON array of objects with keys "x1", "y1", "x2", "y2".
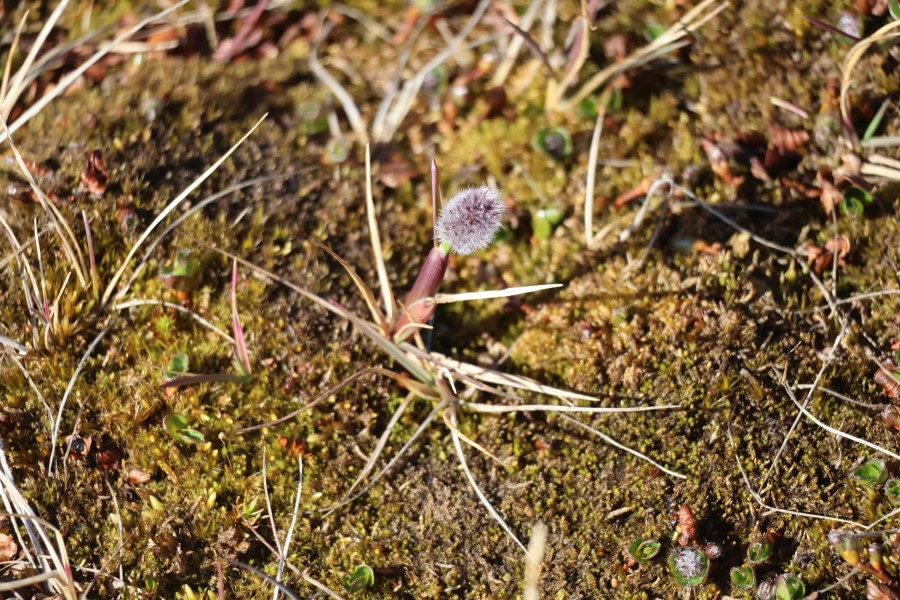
[
  {"x1": 111, "y1": 299, "x2": 234, "y2": 342},
  {"x1": 121, "y1": 174, "x2": 287, "y2": 298},
  {"x1": 558, "y1": 414, "x2": 686, "y2": 479},
  {"x1": 585, "y1": 102, "x2": 607, "y2": 248},
  {"x1": 840, "y1": 19, "x2": 900, "y2": 144},
  {"x1": 448, "y1": 410, "x2": 531, "y2": 559},
  {"x1": 1, "y1": 1, "x2": 189, "y2": 146},
  {"x1": 523, "y1": 522, "x2": 547, "y2": 600},
  {"x1": 442, "y1": 409, "x2": 507, "y2": 466},
  {"x1": 554, "y1": 0, "x2": 727, "y2": 112},
  {"x1": 232, "y1": 367, "x2": 403, "y2": 434},
  {"x1": 372, "y1": 0, "x2": 492, "y2": 143},
  {"x1": 365, "y1": 144, "x2": 394, "y2": 324},
  {"x1": 431, "y1": 283, "x2": 562, "y2": 304},
  {"x1": 274, "y1": 454, "x2": 303, "y2": 600},
  {"x1": 0, "y1": 1, "x2": 68, "y2": 118},
  {"x1": 322, "y1": 402, "x2": 445, "y2": 514},
  {"x1": 726, "y1": 425, "x2": 864, "y2": 527},
  {"x1": 48, "y1": 325, "x2": 112, "y2": 475},
  {"x1": 762, "y1": 324, "x2": 847, "y2": 485},
  {"x1": 781, "y1": 378, "x2": 900, "y2": 461},
  {"x1": 0, "y1": 10, "x2": 30, "y2": 109},
  {"x1": 463, "y1": 402, "x2": 679, "y2": 415},
  {"x1": 309, "y1": 22, "x2": 368, "y2": 143},
  {"x1": 331, "y1": 393, "x2": 416, "y2": 511},
  {"x1": 0, "y1": 114, "x2": 88, "y2": 288},
  {"x1": 316, "y1": 241, "x2": 387, "y2": 331},
  {"x1": 101, "y1": 114, "x2": 267, "y2": 305},
  {"x1": 231, "y1": 260, "x2": 252, "y2": 374},
  {"x1": 430, "y1": 352, "x2": 622, "y2": 403}
]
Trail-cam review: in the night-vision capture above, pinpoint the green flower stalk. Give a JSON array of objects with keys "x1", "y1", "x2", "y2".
[{"x1": 393, "y1": 161, "x2": 504, "y2": 341}]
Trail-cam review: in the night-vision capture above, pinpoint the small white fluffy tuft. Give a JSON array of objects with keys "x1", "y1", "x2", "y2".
[{"x1": 435, "y1": 185, "x2": 504, "y2": 255}]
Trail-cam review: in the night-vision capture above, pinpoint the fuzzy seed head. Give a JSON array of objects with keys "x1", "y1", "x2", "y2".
[{"x1": 435, "y1": 185, "x2": 504, "y2": 255}]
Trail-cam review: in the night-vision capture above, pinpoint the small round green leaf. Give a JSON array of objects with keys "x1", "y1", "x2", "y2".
[
  {"x1": 852, "y1": 459, "x2": 888, "y2": 487},
  {"x1": 532, "y1": 127, "x2": 572, "y2": 161},
  {"x1": 747, "y1": 538, "x2": 773, "y2": 565},
  {"x1": 165, "y1": 353, "x2": 189, "y2": 380},
  {"x1": 532, "y1": 205, "x2": 565, "y2": 240},
  {"x1": 886, "y1": 478, "x2": 900, "y2": 507},
  {"x1": 775, "y1": 574, "x2": 805, "y2": 600},
  {"x1": 627, "y1": 537, "x2": 661, "y2": 563},
  {"x1": 342, "y1": 564, "x2": 375, "y2": 592},
  {"x1": 730, "y1": 564, "x2": 756, "y2": 591},
  {"x1": 164, "y1": 414, "x2": 205, "y2": 444},
  {"x1": 668, "y1": 546, "x2": 710, "y2": 588}
]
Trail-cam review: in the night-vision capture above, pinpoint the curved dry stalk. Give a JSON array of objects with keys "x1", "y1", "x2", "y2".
[
  {"x1": 463, "y1": 402, "x2": 679, "y2": 415},
  {"x1": 640, "y1": 178, "x2": 838, "y2": 313},
  {"x1": 7, "y1": 355, "x2": 53, "y2": 431},
  {"x1": 364, "y1": 144, "x2": 394, "y2": 324},
  {"x1": 120, "y1": 174, "x2": 287, "y2": 300},
  {"x1": 336, "y1": 392, "x2": 415, "y2": 507},
  {"x1": 448, "y1": 409, "x2": 531, "y2": 560},
  {"x1": 321, "y1": 401, "x2": 446, "y2": 515},
  {"x1": 584, "y1": 103, "x2": 607, "y2": 249},
  {"x1": 552, "y1": 0, "x2": 727, "y2": 112},
  {"x1": 309, "y1": 22, "x2": 368, "y2": 143},
  {"x1": 781, "y1": 378, "x2": 900, "y2": 462},
  {"x1": 316, "y1": 241, "x2": 388, "y2": 332},
  {"x1": 1, "y1": 1, "x2": 188, "y2": 147},
  {"x1": 48, "y1": 324, "x2": 112, "y2": 476},
  {"x1": 727, "y1": 425, "x2": 864, "y2": 527},
  {"x1": 0, "y1": 1, "x2": 69, "y2": 118},
  {"x1": 428, "y1": 352, "x2": 619, "y2": 404},
  {"x1": 102, "y1": 114, "x2": 267, "y2": 305},
  {"x1": 232, "y1": 367, "x2": 406, "y2": 434},
  {"x1": 796, "y1": 383, "x2": 883, "y2": 409},
  {"x1": 840, "y1": 19, "x2": 900, "y2": 144},
  {"x1": 557, "y1": 414, "x2": 686, "y2": 479},
  {"x1": 762, "y1": 324, "x2": 848, "y2": 485},
  {"x1": 442, "y1": 409, "x2": 507, "y2": 467},
  {"x1": 371, "y1": 0, "x2": 492, "y2": 143},
  {"x1": 274, "y1": 454, "x2": 303, "y2": 600},
  {"x1": 111, "y1": 299, "x2": 234, "y2": 342},
  {"x1": 0, "y1": 115, "x2": 87, "y2": 288}
]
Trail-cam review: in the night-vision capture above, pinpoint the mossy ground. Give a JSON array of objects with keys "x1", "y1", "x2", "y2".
[{"x1": 0, "y1": 0, "x2": 899, "y2": 598}]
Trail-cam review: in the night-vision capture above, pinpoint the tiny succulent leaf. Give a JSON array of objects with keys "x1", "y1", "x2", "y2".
[
  {"x1": 775, "y1": 574, "x2": 805, "y2": 600},
  {"x1": 627, "y1": 537, "x2": 661, "y2": 563},
  {"x1": 342, "y1": 564, "x2": 375, "y2": 592},
  {"x1": 730, "y1": 565, "x2": 755, "y2": 591},
  {"x1": 886, "y1": 478, "x2": 900, "y2": 507},
  {"x1": 747, "y1": 538, "x2": 773, "y2": 565},
  {"x1": 165, "y1": 353, "x2": 189, "y2": 380},
  {"x1": 532, "y1": 127, "x2": 572, "y2": 161},
  {"x1": 164, "y1": 414, "x2": 205, "y2": 444},
  {"x1": 668, "y1": 546, "x2": 710, "y2": 588},
  {"x1": 532, "y1": 205, "x2": 565, "y2": 240},
  {"x1": 852, "y1": 459, "x2": 888, "y2": 487}
]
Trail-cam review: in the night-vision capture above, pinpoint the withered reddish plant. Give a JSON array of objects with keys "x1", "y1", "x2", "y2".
[{"x1": 393, "y1": 162, "x2": 504, "y2": 341}]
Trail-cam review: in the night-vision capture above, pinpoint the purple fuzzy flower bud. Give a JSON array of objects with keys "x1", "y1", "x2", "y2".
[{"x1": 435, "y1": 185, "x2": 504, "y2": 255}]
